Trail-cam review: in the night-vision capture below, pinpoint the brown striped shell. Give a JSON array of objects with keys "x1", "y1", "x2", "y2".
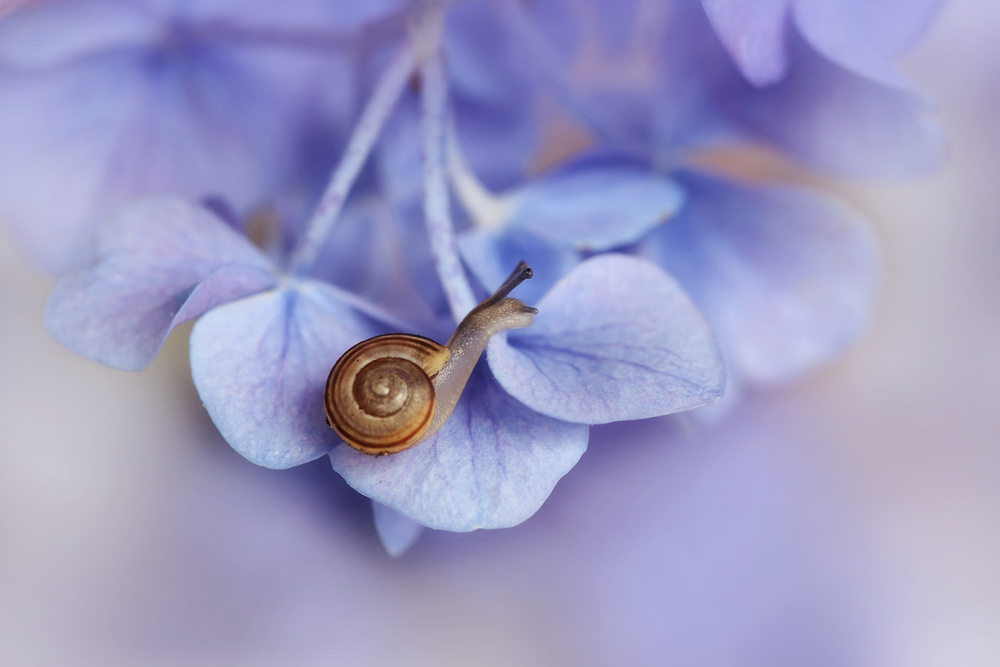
[{"x1": 325, "y1": 334, "x2": 451, "y2": 455}]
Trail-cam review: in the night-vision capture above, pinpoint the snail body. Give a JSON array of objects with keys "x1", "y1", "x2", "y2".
[{"x1": 325, "y1": 263, "x2": 538, "y2": 455}]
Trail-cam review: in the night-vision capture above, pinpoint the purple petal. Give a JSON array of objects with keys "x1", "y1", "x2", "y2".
[
  {"x1": 700, "y1": 0, "x2": 942, "y2": 88},
  {"x1": 0, "y1": 0, "x2": 156, "y2": 68},
  {"x1": 794, "y1": 0, "x2": 943, "y2": 88},
  {"x1": 372, "y1": 502, "x2": 425, "y2": 557},
  {"x1": 188, "y1": 0, "x2": 406, "y2": 32},
  {"x1": 488, "y1": 255, "x2": 726, "y2": 424},
  {"x1": 639, "y1": 171, "x2": 880, "y2": 384},
  {"x1": 329, "y1": 370, "x2": 589, "y2": 531},
  {"x1": 190, "y1": 281, "x2": 383, "y2": 469},
  {"x1": 592, "y1": 0, "x2": 642, "y2": 55},
  {"x1": 699, "y1": 0, "x2": 793, "y2": 86},
  {"x1": 726, "y1": 30, "x2": 944, "y2": 178},
  {"x1": 566, "y1": 0, "x2": 741, "y2": 153},
  {"x1": 0, "y1": 3, "x2": 331, "y2": 274},
  {"x1": 561, "y1": 2, "x2": 942, "y2": 177},
  {"x1": 507, "y1": 152, "x2": 685, "y2": 251},
  {"x1": 45, "y1": 198, "x2": 275, "y2": 371}
]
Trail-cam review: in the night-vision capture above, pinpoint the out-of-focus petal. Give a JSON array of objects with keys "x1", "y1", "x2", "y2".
[
  {"x1": 445, "y1": 1, "x2": 540, "y2": 191},
  {"x1": 329, "y1": 370, "x2": 589, "y2": 531},
  {"x1": 794, "y1": 0, "x2": 942, "y2": 89},
  {"x1": 45, "y1": 198, "x2": 275, "y2": 371},
  {"x1": 372, "y1": 502, "x2": 425, "y2": 557},
  {"x1": 699, "y1": 0, "x2": 792, "y2": 86},
  {"x1": 591, "y1": 0, "x2": 642, "y2": 55},
  {"x1": 190, "y1": 281, "x2": 381, "y2": 469},
  {"x1": 0, "y1": 1, "x2": 333, "y2": 274},
  {"x1": 639, "y1": 171, "x2": 880, "y2": 384},
  {"x1": 305, "y1": 200, "x2": 395, "y2": 303},
  {"x1": 535, "y1": 1, "x2": 941, "y2": 178},
  {"x1": 506, "y1": 152, "x2": 684, "y2": 251},
  {"x1": 488, "y1": 255, "x2": 726, "y2": 424},
  {"x1": 0, "y1": 0, "x2": 156, "y2": 68},
  {"x1": 699, "y1": 0, "x2": 943, "y2": 88},
  {"x1": 725, "y1": 31, "x2": 944, "y2": 177},
  {"x1": 188, "y1": 0, "x2": 406, "y2": 32}
]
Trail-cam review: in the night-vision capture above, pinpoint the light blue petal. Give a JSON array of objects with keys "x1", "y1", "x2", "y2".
[
  {"x1": 488, "y1": 255, "x2": 726, "y2": 424},
  {"x1": 639, "y1": 171, "x2": 881, "y2": 384},
  {"x1": 507, "y1": 152, "x2": 685, "y2": 251},
  {"x1": 45, "y1": 198, "x2": 275, "y2": 370},
  {"x1": 190, "y1": 281, "x2": 382, "y2": 469},
  {"x1": 372, "y1": 502, "x2": 425, "y2": 557},
  {"x1": 458, "y1": 228, "x2": 581, "y2": 306},
  {"x1": 329, "y1": 370, "x2": 589, "y2": 531}
]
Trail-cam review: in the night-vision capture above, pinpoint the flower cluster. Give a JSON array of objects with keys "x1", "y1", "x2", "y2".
[{"x1": 0, "y1": 0, "x2": 942, "y2": 552}]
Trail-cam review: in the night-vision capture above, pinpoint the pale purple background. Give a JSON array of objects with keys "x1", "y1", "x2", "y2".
[{"x1": 2, "y1": 1, "x2": 999, "y2": 664}]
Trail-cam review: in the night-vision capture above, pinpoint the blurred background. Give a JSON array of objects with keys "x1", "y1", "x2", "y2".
[{"x1": 1, "y1": 1, "x2": 998, "y2": 665}]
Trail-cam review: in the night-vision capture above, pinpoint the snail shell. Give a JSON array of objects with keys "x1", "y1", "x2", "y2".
[
  {"x1": 325, "y1": 262, "x2": 538, "y2": 456},
  {"x1": 325, "y1": 334, "x2": 450, "y2": 455}
]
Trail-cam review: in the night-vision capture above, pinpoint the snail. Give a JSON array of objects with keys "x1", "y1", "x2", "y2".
[{"x1": 325, "y1": 262, "x2": 538, "y2": 455}]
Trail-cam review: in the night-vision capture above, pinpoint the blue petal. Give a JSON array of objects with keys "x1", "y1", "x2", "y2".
[
  {"x1": 190, "y1": 281, "x2": 383, "y2": 469},
  {"x1": 329, "y1": 369, "x2": 589, "y2": 531},
  {"x1": 45, "y1": 198, "x2": 275, "y2": 371},
  {"x1": 372, "y1": 502, "x2": 425, "y2": 557},
  {"x1": 506, "y1": 152, "x2": 685, "y2": 251},
  {"x1": 458, "y1": 228, "x2": 582, "y2": 306},
  {"x1": 488, "y1": 255, "x2": 726, "y2": 424},
  {"x1": 639, "y1": 171, "x2": 880, "y2": 384}
]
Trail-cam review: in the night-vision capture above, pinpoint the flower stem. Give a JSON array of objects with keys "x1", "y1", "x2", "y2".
[
  {"x1": 288, "y1": 43, "x2": 416, "y2": 274},
  {"x1": 446, "y1": 121, "x2": 513, "y2": 231},
  {"x1": 420, "y1": 52, "x2": 478, "y2": 321}
]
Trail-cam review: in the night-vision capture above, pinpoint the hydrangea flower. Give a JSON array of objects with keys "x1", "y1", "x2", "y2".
[
  {"x1": 1, "y1": 0, "x2": 944, "y2": 551},
  {"x1": 42, "y1": 13, "x2": 725, "y2": 539}
]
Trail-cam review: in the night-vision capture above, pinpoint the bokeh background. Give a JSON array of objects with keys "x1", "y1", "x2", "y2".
[{"x1": 1, "y1": 1, "x2": 998, "y2": 665}]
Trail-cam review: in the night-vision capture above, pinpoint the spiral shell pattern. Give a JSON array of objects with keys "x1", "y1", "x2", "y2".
[{"x1": 325, "y1": 334, "x2": 451, "y2": 455}]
